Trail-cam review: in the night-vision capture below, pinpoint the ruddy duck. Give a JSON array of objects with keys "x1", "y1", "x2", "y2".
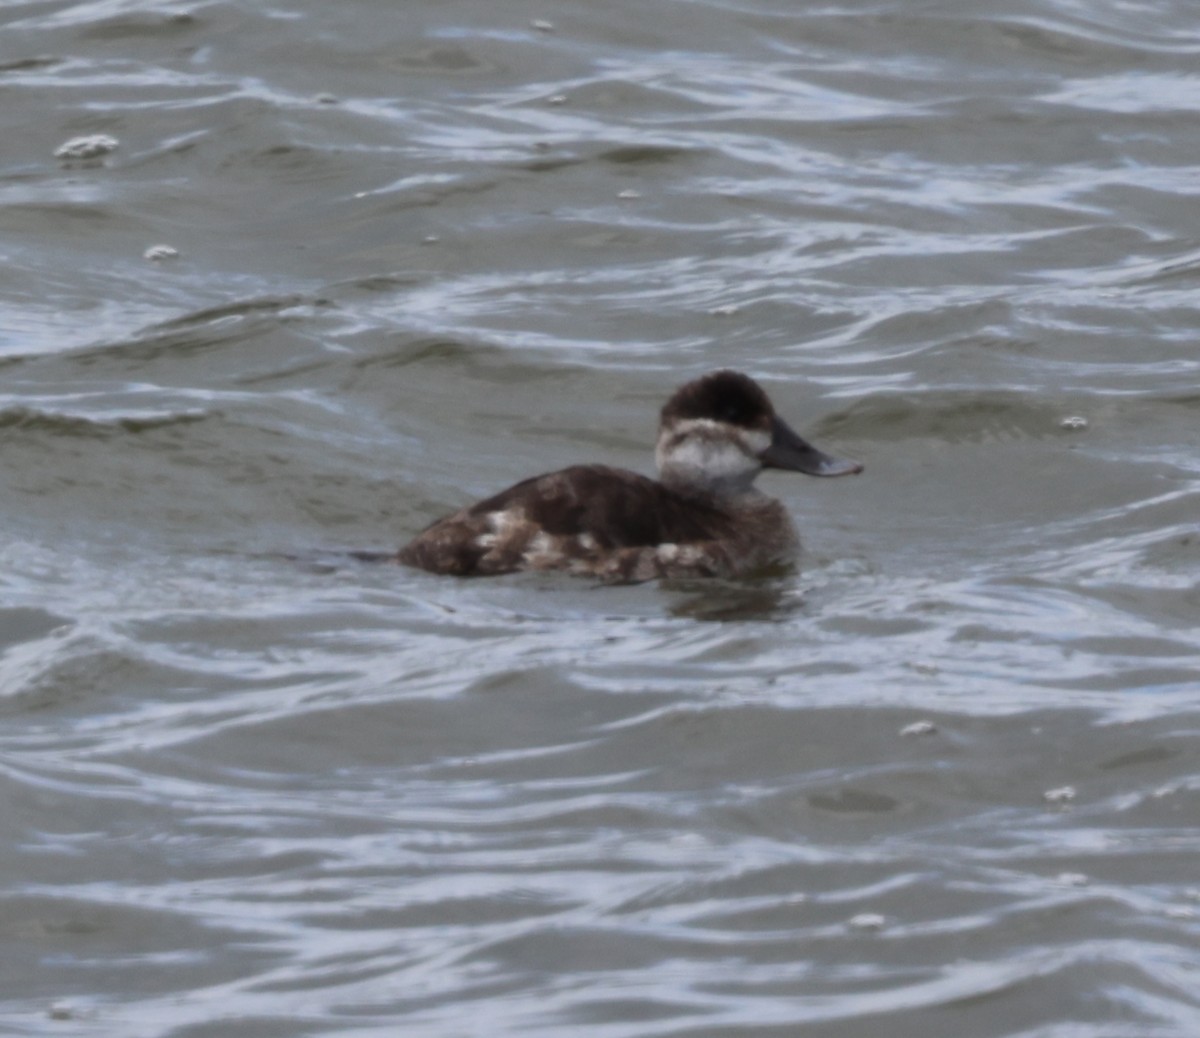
[{"x1": 397, "y1": 370, "x2": 862, "y2": 582}]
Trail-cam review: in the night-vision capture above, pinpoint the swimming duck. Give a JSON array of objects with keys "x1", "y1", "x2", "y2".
[{"x1": 397, "y1": 370, "x2": 861, "y2": 582}]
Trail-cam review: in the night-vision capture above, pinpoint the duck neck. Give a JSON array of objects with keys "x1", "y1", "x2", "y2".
[{"x1": 658, "y1": 465, "x2": 764, "y2": 503}]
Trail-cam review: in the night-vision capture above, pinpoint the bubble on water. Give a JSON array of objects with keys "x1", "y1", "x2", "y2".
[
  {"x1": 1056, "y1": 872, "x2": 1089, "y2": 886},
  {"x1": 421, "y1": 235, "x2": 441, "y2": 245},
  {"x1": 54, "y1": 134, "x2": 119, "y2": 160},
  {"x1": 617, "y1": 189, "x2": 642, "y2": 200},
  {"x1": 531, "y1": 19, "x2": 555, "y2": 32},
  {"x1": 548, "y1": 95, "x2": 567, "y2": 106},
  {"x1": 1043, "y1": 785, "x2": 1076, "y2": 805},
  {"x1": 848, "y1": 912, "x2": 886, "y2": 932},
  {"x1": 1059, "y1": 416, "x2": 1088, "y2": 431},
  {"x1": 143, "y1": 244, "x2": 179, "y2": 261},
  {"x1": 900, "y1": 720, "x2": 937, "y2": 737}
]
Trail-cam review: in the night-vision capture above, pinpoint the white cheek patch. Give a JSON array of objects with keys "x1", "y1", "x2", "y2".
[
  {"x1": 740, "y1": 428, "x2": 771, "y2": 457},
  {"x1": 656, "y1": 418, "x2": 772, "y2": 492},
  {"x1": 663, "y1": 436, "x2": 760, "y2": 481},
  {"x1": 669, "y1": 418, "x2": 723, "y2": 437}
]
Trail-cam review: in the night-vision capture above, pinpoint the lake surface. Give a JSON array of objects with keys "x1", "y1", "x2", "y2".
[{"x1": 2, "y1": 0, "x2": 1199, "y2": 1035}]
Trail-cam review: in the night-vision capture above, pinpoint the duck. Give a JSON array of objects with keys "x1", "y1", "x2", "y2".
[{"x1": 397, "y1": 370, "x2": 861, "y2": 582}]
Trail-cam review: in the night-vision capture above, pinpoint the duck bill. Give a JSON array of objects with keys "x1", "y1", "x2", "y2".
[{"x1": 761, "y1": 415, "x2": 863, "y2": 477}]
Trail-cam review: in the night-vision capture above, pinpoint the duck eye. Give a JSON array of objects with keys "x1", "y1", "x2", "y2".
[{"x1": 719, "y1": 400, "x2": 750, "y2": 423}]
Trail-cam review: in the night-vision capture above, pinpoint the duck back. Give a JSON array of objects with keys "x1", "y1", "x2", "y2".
[{"x1": 398, "y1": 464, "x2": 738, "y2": 579}]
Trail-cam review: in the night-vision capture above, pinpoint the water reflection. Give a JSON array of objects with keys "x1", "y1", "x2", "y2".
[{"x1": 664, "y1": 575, "x2": 801, "y2": 622}]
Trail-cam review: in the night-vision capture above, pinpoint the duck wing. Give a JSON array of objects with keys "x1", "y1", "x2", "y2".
[{"x1": 398, "y1": 464, "x2": 729, "y2": 576}]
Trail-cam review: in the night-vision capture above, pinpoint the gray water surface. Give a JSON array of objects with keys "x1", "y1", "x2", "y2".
[{"x1": 2, "y1": 1, "x2": 1200, "y2": 1035}]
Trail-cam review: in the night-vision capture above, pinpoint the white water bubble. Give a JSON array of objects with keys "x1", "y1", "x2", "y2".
[
  {"x1": 900, "y1": 720, "x2": 938, "y2": 737},
  {"x1": 54, "y1": 134, "x2": 118, "y2": 160},
  {"x1": 848, "y1": 912, "x2": 886, "y2": 932},
  {"x1": 143, "y1": 244, "x2": 179, "y2": 261}
]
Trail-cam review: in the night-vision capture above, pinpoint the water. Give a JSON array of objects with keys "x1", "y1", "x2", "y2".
[{"x1": 2, "y1": 1, "x2": 1200, "y2": 1035}]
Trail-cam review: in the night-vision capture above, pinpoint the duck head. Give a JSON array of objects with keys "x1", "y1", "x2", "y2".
[{"x1": 655, "y1": 370, "x2": 862, "y2": 496}]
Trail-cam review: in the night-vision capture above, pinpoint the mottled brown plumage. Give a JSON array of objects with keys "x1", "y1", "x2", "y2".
[{"x1": 397, "y1": 371, "x2": 861, "y2": 582}]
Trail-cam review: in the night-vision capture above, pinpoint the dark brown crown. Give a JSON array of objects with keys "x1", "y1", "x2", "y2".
[{"x1": 660, "y1": 370, "x2": 775, "y2": 430}]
